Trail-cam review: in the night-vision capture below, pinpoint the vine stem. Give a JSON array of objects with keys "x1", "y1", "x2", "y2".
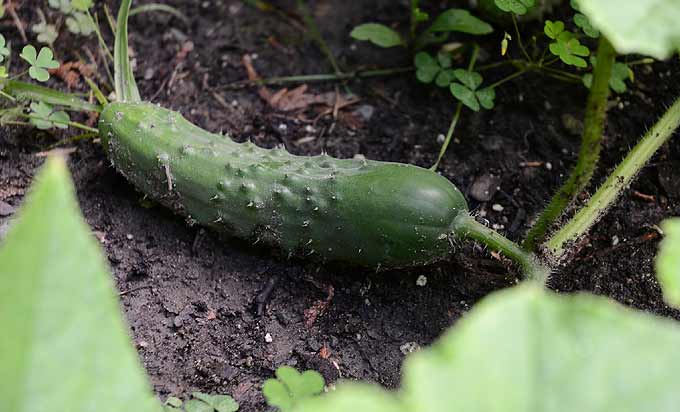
[
  {"x1": 523, "y1": 36, "x2": 616, "y2": 251},
  {"x1": 545, "y1": 97, "x2": 680, "y2": 262},
  {"x1": 453, "y1": 214, "x2": 550, "y2": 284}
]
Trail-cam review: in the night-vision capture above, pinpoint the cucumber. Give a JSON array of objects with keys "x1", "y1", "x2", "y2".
[{"x1": 99, "y1": 102, "x2": 468, "y2": 269}]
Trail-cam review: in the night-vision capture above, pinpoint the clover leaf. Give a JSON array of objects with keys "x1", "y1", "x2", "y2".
[
  {"x1": 49, "y1": 0, "x2": 73, "y2": 13},
  {"x1": 263, "y1": 366, "x2": 325, "y2": 412},
  {"x1": 0, "y1": 34, "x2": 10, "y2": 63},
  {"x1": 548, "y1": 31, "x2": 590, "y2": 68},
  {"x1": 574, "y1": 13, "x2": 599, "y2": 38},
  {"x1": 66, "y1": 12, "x2": 95, "y2": 35},
  {"x1": 544, "y1": 20, "x2": 565, "y2": 40},
  {"x1": 494, "y1": 0, "x2": 535, "y2": 15},
  {"x1": 72, "y1": 0, "x2": 93, "y2": 11},
  {"x1": 414, "y1": 51, "x2": 456, "y2": 87},
  {"x1": 20, "y1": 45, "x2": 59, "y2": 82},
  {"x1": 29, "y1": 101, "x2": 70, "y2": 130},
  {"x1": 657, "y1": 218, "x2": 680, "y2": 309},
  {"x1": 582, "y1": 56, "x2": 633, "y2": 93},
  {"x1": 32, "y1": 21, "x2": 59, "y2": 44},
  {"x1": 449, "y1": 70, "x2": 495, "y2": 111},
  {"x1": 0, "y1": 67, "x2": 7, "y2": 79}
]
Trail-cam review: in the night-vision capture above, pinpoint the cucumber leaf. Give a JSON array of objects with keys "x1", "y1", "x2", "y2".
[
  {"x1": 657, "y1": 218, "x2": 680, "y2": 308},
  {"x1": 577, "y1": 0, "x2": 680, "y2": 58},
  {"x1": 294, "y1": 284, "x2": 680, "y2": 412},
  {"x1": 0, "y1": 157, "x2": 160, "y2": 412}
]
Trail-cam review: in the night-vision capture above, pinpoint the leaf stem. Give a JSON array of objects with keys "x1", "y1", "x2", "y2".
[
  {"x1": 487, "y1": 68, "x2": 527, "y2": 89},
  {"x1": 453, "y1": 214, "x2": 550, "y2": 283},
  {"x1": 430, "y1": 45, "x2": 479, "y2": 171},
  {"x1": 297, "y1": 0, "x2": 342, "y2": 75},
  {"x1": 512, "y1": 14, "x2": 532, "y2": 63},
  {"x1": 545, "y1": 97, "x2": 680, "y2": 262},
  {"x1": 17, "y1": 113, "x2": 99, "y2": 133},
  {"x1": 523, "y1": 37, "x2": 616, "y2": 251},
  {"x1": 3, "y1": 80, "x2": 101, "y2": 112},
  {"x1": 225, "y1": 67, "x2": 413, "y2": 88}
]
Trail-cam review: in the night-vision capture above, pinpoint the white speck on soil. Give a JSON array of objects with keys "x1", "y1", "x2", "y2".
[{"x1": 416, "y1": 275, "x2": 427, "y2": 287}]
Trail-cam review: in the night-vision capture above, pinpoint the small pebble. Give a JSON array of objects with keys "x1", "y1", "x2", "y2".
[
  {"x1": 492, "y1": 204, "x2": 504, "y2": 212},
  {"x1": 416, "y1": 275, "x2": 427, "y2": 287},
  {"x1": 612, "y1": 235, "x2": 620, "y2": 246},
  {"x1": 126, "y1": 234, "x2": 134, "y2": 240},
  {"x1": 278, "y1": 124, "x2": 288, "y2": 131},
  {"x1": 400, "y1": 342, "x2": 420, "y2": 355},
  {"x1": 436, "y1": 134, "x2": 445, "y2": 144},
  {"x1": 265, "y1": 333, "x2": 273, "y2": 343},
  {"x1": 545, "y1": 162, "x2": 553, "y2": 170}
]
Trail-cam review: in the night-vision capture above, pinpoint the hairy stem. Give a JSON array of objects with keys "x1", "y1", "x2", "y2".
[
  {"x1": 545, "y1": 97, "x2": 680, "y2": 262},
  {"x1": 523, "y1": 36, "x2": 616, "y2": 251},
  {"x1": 453, "y1": 214, "x2": 550, "y2": 284},
  {"x1": 229, "y1": 67, "x2": 413, "y2": 88}
]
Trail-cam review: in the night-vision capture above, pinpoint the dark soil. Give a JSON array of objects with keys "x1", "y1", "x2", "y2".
[{"x1": 2, "y1": 1, "x2": 680, "y2": 410}]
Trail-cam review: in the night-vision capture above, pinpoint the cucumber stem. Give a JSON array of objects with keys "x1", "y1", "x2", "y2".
[
  {"x1": 523, "y1": 36, "x2": 616, "y2": 251},
  {"x1": 453, "y1": 214, "x2": 550, "y2": 284},
  {"x1": 545, "y1": 97, "x2": 680, "y2": 262},
  {"x1": 114, "y1": 0, "x2": 141, "y2": 103}
]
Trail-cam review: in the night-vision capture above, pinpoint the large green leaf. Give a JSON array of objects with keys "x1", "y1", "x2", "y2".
[
  {"x1": 295, "y1": 284, "x2": 680, "y2": 412},
  {"x1": 578, "y1": 0, "x2": 680, "y2": 58},
  {"x1": 657, "y1": 218, "x2": 680, "y2": 308},
  {"x1": 350, "y1": 23, "x2": 405, "y2": 48},
  {"x1": 0, "y1": 157, "x2": 160, "y2": 412}
]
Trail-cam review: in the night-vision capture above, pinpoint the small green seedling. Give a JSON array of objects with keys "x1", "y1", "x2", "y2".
[
  {"x1": 164, "y1": 392, "x2": 239, "y2": 412},
  {"x1": 414, "y1": 51, "x2": 456, "y2": 87},
  {"x1": 66, "y1": 12, "x2": 96, "y2": 35},
  {"x1": 494, "y1": 0, "x2": 535, "y2": 15},
  {"x1": 449, "y1": 69, "x2": 495, "y2": 111},
  {"x1": 582, "y1": 56, "x2": 632, "y2": 93},
  {"x1": 544, "y1": 20, "x2": 590, "y2": 67},
  {"x1": 28, "y1": 101, "x2": 70, "y2": 130},
  {"x1": 262, "y1": 366, "x2": 325, "y2": 412},
  {"x1": 32, "y1": 21, "x2": 59, "y2": 45},
  {"x1": 49, "y1": 0, "x2": 73, "y2": 13},
  {"x1": 20, "y1": 45, "x2": 59, "y2": 82},
  {"x1": 0, "y1": 34, "x2": 10, "y2": 63}
]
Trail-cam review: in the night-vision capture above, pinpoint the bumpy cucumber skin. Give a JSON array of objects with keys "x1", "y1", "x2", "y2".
[{"x1": 99, "y1": 102, "x2": 468, "y2": 268}]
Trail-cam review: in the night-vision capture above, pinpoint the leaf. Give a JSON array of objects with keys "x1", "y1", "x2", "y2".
[
  {"x1": 549, "y1": 33, "x2": 590, "y2": 68},
  {"x1": 414, "y1": 52, "x2": 440, "y2": 84},
  {"x1": 544, "y1": 20, "x2": 565, "y2": 40},
  {"x1": 350, "y1": 23, "x2": 404, "y2": 48},
  {"x1": 0, "y1": 67, "x2": 7, "y2": 79},
  {"x1": 494, "y1": 0, "x2": 535, "y2": 15},
  {"x1": 184, "y1": 399, "x2": 214, "y2": 412},
  {"x1": 609, "y1": 62, "x2": 632, "y2": 93},
  {"x1": 0, "y1": 34, "x2": 10, "y2": 63},
  {"x1": 66, "y1": 12, "x2": 96, "y2": 36},
  {"x1": 0, "y1": 157, "x2": 161, "y2": 412},
  {"x1": 657, "y1": 218, "x2": 680, "y2": 308},
  {"x1": 21, "y1": 45, "x2": 60, "y2": 82},
  {"x1": 49, "y1": 0, "x2": 73, "y2": 13},
  {"x1": 450, "y1": 83, "x2": 480, "y2": 111},
  {"x1": 263, "y1": 366, "x2": 324, "y2": 412},
  {"x1": 436, "y1": 52, "x2": 452, "y2": 69},
  {"x1": 475, "y1": 87, "x2": 496, "y2": 110},
  {"x1": 72, "y1": 0, "x2": 93, "y2": 11},
  {"x1": 32, "y1": 22, "x2": 59, "y2": 44},
  {"x1": 191, "y1": 392, "x2": 239, "y2": 412},
  {"x1": 435, "y1": 69, "x2": 455, "y2": 87},
  {"x1": 574, "y1": 13, "x2": 599, "y2": 38},
  {"x1": 453, "y1": 69, "x2": 483, "y2": 90},
  {"x1": 294, "y1": 284, "x2": 680, "y2": 412},
  {"x1": 29, "y1": 101, "x2": 70, "y2": 130},
  {"x1": 577, "y1": 0, "x2": 680, "y2": 58},
  {"x1": 428, "y1": 9, "x2": 493, "y2": 35}
]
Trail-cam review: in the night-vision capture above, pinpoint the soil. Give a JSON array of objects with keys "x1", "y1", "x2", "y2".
[{"x1": 2, "y1": 1, "x2": 680, "y2": 410}]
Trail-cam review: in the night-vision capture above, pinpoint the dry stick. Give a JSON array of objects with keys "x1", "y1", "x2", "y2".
[
  {"x1": 545, "y1": 97, "x2": 680, "y2": 262},
  {"x1": 522, "y1": 37, "x2": 616, "y2": 251}
]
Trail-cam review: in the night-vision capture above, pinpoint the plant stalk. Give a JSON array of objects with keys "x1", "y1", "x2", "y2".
[
  {"x1": 453, "y1": 214, "x2": 550, "y2": 284},
  {"x1": 3, "y1": 80, "x2": 101, "y2": 112},
  {"x1": 545, "y1": 97, "x2": 680, "y2": 262},
  {"x1": 523, "y1": 36, "x2": 616, "y2": 251}
]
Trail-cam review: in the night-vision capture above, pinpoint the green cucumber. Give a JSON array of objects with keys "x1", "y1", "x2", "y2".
[{"x1": 99, "y1": 102, "x2": 468, "y2": 268}]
